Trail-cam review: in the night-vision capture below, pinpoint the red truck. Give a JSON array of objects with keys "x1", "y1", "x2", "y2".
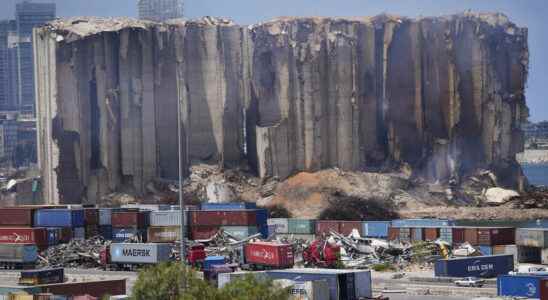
[{"x1": 243, "y1": 242, "x2": 294, "y2": 270}]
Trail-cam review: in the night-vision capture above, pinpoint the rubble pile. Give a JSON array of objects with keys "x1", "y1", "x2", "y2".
[{"x1": 39, "y1": 237, "x2": 109, "y2": 268}]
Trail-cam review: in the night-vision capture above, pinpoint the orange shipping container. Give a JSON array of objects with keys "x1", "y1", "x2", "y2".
[
  {"x1": 464, "y1": 228, "x2": 479, "y2": 245},
  {"x1": 388, "y1": 227, "x2": 399, "y2": 241},
  {"x1": 424, "y1": 228, "x2": 439, "y2": 241}
]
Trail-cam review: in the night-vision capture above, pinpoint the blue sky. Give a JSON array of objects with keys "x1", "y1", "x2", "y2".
[{"x1": 2, "y1": 0, "x2": 546, "y2": 121}]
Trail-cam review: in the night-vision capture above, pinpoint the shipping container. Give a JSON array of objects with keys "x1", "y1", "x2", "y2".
[
  {"x1": 190, "y1": 226, "x2": 220, "y2": 240},
  {"x1": 275, "y1": 234, "x2": 316, "y2": 242},
  {"x1": 58, "y1": 228, "x2": 73, "y2": 243},
  {"x1": 479, "y1": 245, "x2": 493, "y2": 256},
  {"x1": 464, "y1": 228, "x2": 479, "y2": 245},
  {"x1": 99, "y1": 209, "x2": 112, "y2": 226},
  {"x1": 204, "y1": 256, "x2": 226, "y2": 270},
  {"x1": 267, "y1": 219, "x2": 289, "y2": 234},
  {"x1": 34, "y1": 209, "x2": 84, "y2": 227},
  {"x1": 452, "y1": 228, "x2": 465, "y2": 244},
  {"x1": 109, "y1": 243, "x2": 172, "y2": 264},
  {"x1": 149, "y1": 211, "x2": 182, "y2": 227},
  {"x1": 147, "y1": 226, "x2": 180, "y2": 243},
  {"x1": 434, "y1": 254, "x2": 514, "y2": 278},
  {"x1": 388, "y1": 227, "x2": 399, "y2": 241},
  {"x1": 339, "y1": 221, "x2": 363, "y2": 236},
  {"x1": 200, "y1": 202, "x2": 257, "y2": 210},
  {"x1": 85, "y1": 225, "x2": 99, "y2": 238},
  {"x1": 189, "y1": 210, "x2": 257, "y2": 226},
  {"x1": 266, "y1": 269, "x2": 372, "y2": 300},
  {"x1": 439, "y1": 227, "x2": 452, "y2": 244},
  {"x1": 542, "y1": 248, "x2": 548, "y2": 265},
  {"x1": 112, "y1": 228, "x2": 146, "y2": 243},
  {"x1": 99, "y1": 226, "x2": 113, "y2": 240},
  {"x1": 244, "y1": 242, "x2": 294, "y2": 268},
  {"x1": 222, "y1": 226, "x2": 258, "y2": 240},
  {"x1": 84, "y1": 209, "x2": 98, "y2": 225},
  {"x1": 111, "y1": 211, "x2": 148, "y2": 228},
  {"x1": 0, "y1": 244, "x2": 37, "y2": 263},
  {"x1": 497, "y1": 275, "x2": 548, "y2": 298},
  {"x1": 391, "y1": 219, "x2": 453, "y2": 228},
  {"x1": 424, "y1": 228, "x2": 439, "y2": 241},
  {"x1": 0, "y1": 208, "x2": 34, "y2": 226},
  {"x1": 0, "y1": 228, "x2": 48, "y2": 249},
  {"x1": 362, "y1": 221, "x2": 390, "y2": 238},
  {"x1": 477, "y1": 228, "x2": 515, "y2": 246},
  {"x1": 287, "y1": 280, "x2": 329, "y2": 300},
  {"x1": 73, "y1": 227, "x2": 85, "y2": 240},
  {"x1": 493, "y1": 245, "x2": 518, "y2": 263},
  {"x1": 287, "y1": 219, "x2": 315, "y2": 234},
  {"x1": 410, "y1": 228, "x2": 423, "y2": 242},
  {"x1": 399, "y1": 228, "x2": 411, "y2": 242},
  {"x1": 517, "y1": 228, "x2": 548, "y2": 248},
  {"x1": 541, "y1": 278, "x2": 548, "y2": 300},
  {"x1": 46, "y1": 228, "x2": 60, "y2": 246},
  {"x1": 255, "y1": 209, "x2": 268, "y2": 226},
  {"x1": 19, "y1": 268, "x2": 64, "y2": 285},
  {"x1": 40, "y1": 279, "x2": 126, "y2": 298},
  {"x1": 518, "y1": 246, "x2": 541, "y2": 263},
  {"x1": 121, "y1": 204, "x2": 171, "y2": 211},
  {"x1": 315, "y1": 221, "x2": 340, "y2": 236}
]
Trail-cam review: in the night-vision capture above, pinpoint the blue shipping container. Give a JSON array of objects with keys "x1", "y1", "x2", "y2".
[
  {"x1": 200, "y1": 202, "x2": 257, "y2": 211},
  {"x1": 99, "y1": 225, "x2": 113, "y2": 240},
  {"x1": 46, "y1": 228, "x2": 59, "y2": 246},
  {"x1": 391, "y1": 219, "x2": 453, "y2": 228},
  {"x1": 112, "y1": 228, "x2": 146, "y2": 242},
  {"x1": 362, "y1": 221, "x2": 390, "y2": 237},
  {"x1": 479, "y1": 246, "x2": 493, "y2": 256},
  {"x1": 435, "y1": 255, "x2": 514, "y2": 278},
  {"x1": 34, "y1": 209, "x2": 85, "y2": 227},
  {"x1": 255, "y1": 209, "x2": 268, "y2": 226},
  {"x1": 497, "y1": 275, "x2": 548, "y2": 298},
  {"x1": 204, "y1": 256, "x2": 226, "y2": 270}
]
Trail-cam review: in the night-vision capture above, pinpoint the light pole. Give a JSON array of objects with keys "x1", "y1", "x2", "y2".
[{"x1": 177, "y1": 88, "x2": 186, "y2": 263}]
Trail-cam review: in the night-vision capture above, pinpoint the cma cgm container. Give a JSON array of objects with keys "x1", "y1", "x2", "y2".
[
  {"x1": 497, "y1": 275, "x2": 548, "y2": 298},
  {"x1": 200, "y1": 202, "x2": 257, "y2": 210},
  {"x1": 266, "y1": 269, "x2": 372, "y2": 300},
  {"x1": 149, "y1": 211, "x2": 182, "y2": 227},
  {"x1": 109, "y1": 243, "x2": 172, "y2": 264},
  {"x1": 362, "y1": 221, "x2": 390, "y2": 238},
  {"x1": 477, "y1": 228, "x2": 515, "y2": 246},
  {"x1": 288, "y1": 219, "x2": 315, "y2": 234},
  {"x1": 0, "y1": 244, "x2": 38, "y2": 264},
  {"x1": 315, "y1": 221, "x2": 340, "y2": 235},
  {"x1": 0, "y1": 228, "x2": 48, "y2": 250},
  {"x1": 0, "y1": 208, "x2": 34, "y2": 226},
  {"x1": 244, "y1": 242, "x2": 294, "y2": 268},
  {"x1": 516, "y1": 228, "x2": 548, "y2": 248},
  {"x1": 147, "y1": 226, "x2": 180, "y2": 243},
  {"x1": 339, "y1": 221, "x2": 363, "y2": 236},
  {"x1": 435, "y1": 254, "x2": 514, "y2": 278},
  {"x1": 111, "y1": 211, "x2": 148, "y2": 228},
  {"x1": 34, "y1": 209, "x2": 84, "y2": 227},
  {"x1": 189, "y1": 210, "x2": 257, "y2": 226}
]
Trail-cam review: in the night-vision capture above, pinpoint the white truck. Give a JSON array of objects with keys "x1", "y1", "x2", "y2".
[{"x1": 454, "y1": 277, "x2": 485, "y2": 287}]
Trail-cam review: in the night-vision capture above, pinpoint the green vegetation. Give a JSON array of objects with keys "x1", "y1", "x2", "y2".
[
  {"x1": 371, "y1": 262, "x2": 397, "y2": 272},
  {"x1": 131, "y1": 263, "x2": 290, "y2": 300}
]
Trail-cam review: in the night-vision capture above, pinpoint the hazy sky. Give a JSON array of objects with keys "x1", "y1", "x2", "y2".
[{"x1": 2, "y1": 0, "x2": 547, "y2": 121}]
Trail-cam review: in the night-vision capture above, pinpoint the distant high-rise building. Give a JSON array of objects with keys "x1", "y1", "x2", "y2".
[
  {"x1": 0, "y1": 20, "x2": 18, "y2": 111},
  {"x1": 15, "y1": 1, "x2": 55, "y2": 117},
  {"x1": 138, "y1": 0, "x2": 183, "y2": 22}
]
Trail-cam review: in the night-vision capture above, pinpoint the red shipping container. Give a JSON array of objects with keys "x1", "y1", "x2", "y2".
[
  {"x1": 111, "y1": 211, "x2": 147, "y2": 228},
  {"x1": 190, "y1": 226, "x2": 220, "y2": 240},
  {"x1": 541, "y1": 278, "x2": 548, "y2": 300},
  {"x1": 315, "y1": 221, "x2": 340, "y2": 235},
  {"x1": 84, "y1": 209, "x2": 99, "y2": 225},
  {"x1": 452, "y1": 228, "x2": 465, "y2": 244},
  {"x1": 41, "y1": 279, "x2": 126, "y2": 298},
  {"x1": 0, "y1": 208, "x2": 34, "y2": 226},
  {"x1": 189, "y1": 211, "x2": 256, "y2": 226},
  {"x1": 59, "y1": 228, "x2": 73, "y2": 243},
  {"x1": 424, "y1": 228, "x2": 439, "y2": 241},
  {"x1": 388, "y1": 227, "x2": 399, "y2": 241},
  {"x1": 464, "y1": 228, "x2": 479, "y2": 245},
  {"x1": 477, "y1": 228, "x2": 515, "y2": 246},
  {"x1": 244, "y1": 242, "x2": 294, "y2": 268},
  {"x1": 339, "y1": 221, "x2": 363, "y2": 236},
  {"x1": 0, "y1": 228, "x2": 48, "y2": 249}
]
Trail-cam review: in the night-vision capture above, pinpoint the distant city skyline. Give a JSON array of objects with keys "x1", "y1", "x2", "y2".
[{"x1": 0, "y1": 0, "x2": 546, "y2": 121}]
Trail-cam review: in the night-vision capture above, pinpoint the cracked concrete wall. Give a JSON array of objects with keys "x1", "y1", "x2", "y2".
[
  {"x1": 35, "y1": 13, "x2": 528, "y2": 204},
  {"x1": 250, "y1": 13, "x2": 528, "y2": 189}
]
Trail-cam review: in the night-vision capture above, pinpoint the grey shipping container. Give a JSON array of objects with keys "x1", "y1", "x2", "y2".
[
  {"x1": 266, "y1": 269, "x2": 372, "y2": 300},
  {"x1": 362, "y1": 221, "x2": 390, "y2": 238},
  {"x1": 99, "y1": 209, "x2": 112, "y2": 226},
  {"x1": 149, "y1": 211, "x2": 182, "y2": 226},
  {"x1": 392, "y1": 219, "x2": 453, "y2": 228},
  {"x1": 222, "y1": 226, "x2": 258, "y2": 240},
  {"x1": 399, "y1": 228, "x2": 410, "y2": 242},
  {"x1": 439, "y1": 227, "x2": 453, "y2": 244},
  {"x1": 73, "y1": 227, "x2": 85, "y2": 240},
  {"x1": 518, "y1": 246, "x2": 541, "y2": 263},
  {"x1": 0, "y1": 244, "x2": 37, "y2": 263},
  {"x1": 516, "y1": 228, "x2": 548, "y2": 248},
  {"x1": 109, "y1": 243, "x2": 173, "y2": 264},
  {"x1": 434, "y1": 254, "x2": 514, "y2": 278},
  {"x1": 267, "y1": 219, "x2": 289, "y2": 234},
  {"x1": 287, "y1": 219, "x2": 315, "y2": 234}
]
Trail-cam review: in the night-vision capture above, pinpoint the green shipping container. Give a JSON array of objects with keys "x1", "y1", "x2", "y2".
[
  {"x1": 222, "y1": 226, "x2": 259, "y2": 240},
  {"x1": 288, "y1": 219, "x2": 315, "y2": 234}
]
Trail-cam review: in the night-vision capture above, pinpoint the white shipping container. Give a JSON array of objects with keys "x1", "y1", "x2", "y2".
[
  {"x1": 110, "y1": 243, "x2": 172, "y2": 264},
  {"x1": 279, "y1": 280, "x2": 329, "y2": 300},
  {"x1": 516, "y1": 228, "x2": 548, "y2": 248},
  {"x1": 99, "y1": 208, "x2": 112, "y2": 225},
  {"x1": 149, "y1": 211, "x2": 182, "y2": 226},
  {"x1": 267, "y1": 218, "x2": 289, "y2": 234}
]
